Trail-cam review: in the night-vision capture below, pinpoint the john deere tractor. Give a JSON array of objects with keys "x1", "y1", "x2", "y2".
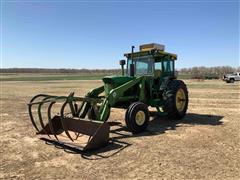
[{"x1": 28, "y1": 43, "x2": 188, "y2": 151}]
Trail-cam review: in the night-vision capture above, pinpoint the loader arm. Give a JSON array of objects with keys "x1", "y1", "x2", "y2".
[
  {"x1": 98, "y1": 76, "x2": 145, "y2": 122},
  {"x1": 108, "y1": 76, "x2": 145, "y2": 106}
]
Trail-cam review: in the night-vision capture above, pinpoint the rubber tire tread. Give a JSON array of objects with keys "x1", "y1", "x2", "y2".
[
  {"x1": 163, "y1": 80, "x2": 188, "y2": 120},
  {"x1": 125, "y1": 102, "x2": 149, "y2": 134},
  {"x1": 125, "y1": 102, "x2": 142, "y2": 131}
]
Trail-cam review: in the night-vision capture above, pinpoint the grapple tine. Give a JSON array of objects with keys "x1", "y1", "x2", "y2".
[
  {"x1": 76, "y1": 101, "x2": 85, "y2": 117},
  {"x1": 28, "y1": 94, "x2": 49, "y2": 132},
  {"x1": 28, "y1": 104, "x2": 40, "y2": 132},
  {"x1": 69, "y1": 100, "x2": 77, "y2": 117},
  {"x1": 74, "y1": 102, "x2": 78, "y2": 115},
  {"x1": 47, "y1": 101, "x2": 59, "y2": 141},
  {"x1": 37, "y1": 97, "x2": 52, "y2": 138},
  {"x1": 60, "y1": 101, "x2": 74, "y2": 142},
  {"x1": 79, "y1": 102, "x2": 91, "y2": 118},
  {"x1": 28, "y1": 90, "x2": 109, "y2": 151}
]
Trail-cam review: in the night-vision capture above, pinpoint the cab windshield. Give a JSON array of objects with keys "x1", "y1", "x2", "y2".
[{"x1": 127, "y1": 56, "x2": 154, "y2": 76}]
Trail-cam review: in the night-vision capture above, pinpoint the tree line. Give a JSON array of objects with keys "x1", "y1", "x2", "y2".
[
  {"x1": 1, "y1": 66, "x2": 239, "y2": 79},
  {"x1": 178, "y1": 66, "x2": 240, "y2": 79},
  {"x1": 0, "y1": 68, "x2": 121, "y2": 74}
]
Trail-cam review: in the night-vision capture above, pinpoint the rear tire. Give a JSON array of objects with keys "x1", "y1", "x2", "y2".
[
  {"x1": 163, "y1": 80, "x2": 188, "y2": 120},
  {"x1": 125, "y1": 102, "x2": 149, "y2": 134},
  {"x1": 230, "y1": 79, "x2": 235, "y2": 83}
]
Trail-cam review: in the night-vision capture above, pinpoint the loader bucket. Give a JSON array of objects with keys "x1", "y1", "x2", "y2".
[
  {"x1": 37, "y1": 116, "x2": 110, "y2": 151},
  {"x1": 28, "y1": 93, "x2": 109, "y2": 151}
]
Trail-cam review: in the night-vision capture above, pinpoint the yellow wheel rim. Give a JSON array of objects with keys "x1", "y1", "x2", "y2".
[
  {"x1": 135, "y1": 111, "x2": 146, "y2": 126},
  {"x1": 176, "y1": 88, "x2": 186, "y2": 112}
]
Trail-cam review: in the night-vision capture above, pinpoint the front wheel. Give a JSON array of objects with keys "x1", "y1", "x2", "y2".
[
  {"x1": 125, "y1": 102, "x2": 149, "y2": 134},
  {"x1": 230, "y1": 79, "x2": 235, "y2": 83},
  {"x1": 163, "y1": 80, "x2": 189, "y2": 120}
]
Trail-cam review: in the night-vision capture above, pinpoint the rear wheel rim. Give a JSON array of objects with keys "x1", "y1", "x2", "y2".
[
  {"x1": 176, "y1": 88, "x2": 186, "y2": 112},
  {"x1": 135, "y1": 111, "x2": 146, "y2": 126}
]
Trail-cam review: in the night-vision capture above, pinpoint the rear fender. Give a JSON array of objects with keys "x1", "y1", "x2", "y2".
[{"x1": 160, "y1": 77, "x2": 175, "y2": 91}]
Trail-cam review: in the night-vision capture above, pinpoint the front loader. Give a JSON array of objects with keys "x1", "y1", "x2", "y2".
[{"x1": 28, "y1": 43, "x2": 188, "y2": 151}]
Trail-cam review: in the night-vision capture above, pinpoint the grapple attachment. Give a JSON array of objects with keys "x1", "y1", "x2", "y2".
[
  {"x1": 37, "y1": 116, "x2": 109, "y2": 151},
  {"x1": 28, "y1": 92, "x2": 110, "y2": 151}
]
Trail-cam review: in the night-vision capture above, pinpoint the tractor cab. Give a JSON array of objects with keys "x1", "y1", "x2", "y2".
[
  {"x1": 123, "y1": 43, "x2": 177, "y2": 79},
  {"x1": 104, "y1": 43, "x2": 178, "y2": 97}
]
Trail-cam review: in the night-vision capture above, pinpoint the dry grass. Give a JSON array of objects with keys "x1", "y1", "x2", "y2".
[{"x1": 1, "y1": 79, "x2": 240, "y2": 179}]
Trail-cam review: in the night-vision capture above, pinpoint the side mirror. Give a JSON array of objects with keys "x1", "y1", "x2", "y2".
[
  {"x1": 119, "y1": 60, "x2": 126, "y2": 66},
  {"x1": 130, "y1": 64, "x2": 135, "y2": 77},
  {"x1": 119, "y1": 60, "x2": 126, "y2": 76}
]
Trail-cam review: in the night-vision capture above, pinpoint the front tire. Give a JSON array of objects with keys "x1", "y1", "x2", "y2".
[
  {"x1": 163, "y1": 80, "x2": 188, "y2": 120},
  {"x1": 125, "y1": 102, "x2": 149, "y2": 134}
]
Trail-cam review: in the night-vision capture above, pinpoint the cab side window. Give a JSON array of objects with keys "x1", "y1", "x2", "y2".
[
  {"x1": 154, "y1": 62, "x2": 162, "y2": 78},
  {"x1": 162, "y1": 60, "x2": 174, "y2": 76}
]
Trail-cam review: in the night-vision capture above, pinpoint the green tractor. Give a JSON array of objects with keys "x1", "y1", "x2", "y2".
[{"x1": 28, "y1": 43, "x2": 188, "y2": 151}]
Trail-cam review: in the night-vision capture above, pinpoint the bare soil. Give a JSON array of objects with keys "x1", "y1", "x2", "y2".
[{"x1": 1, "y1": 80, "x2": 240, "y2": 179}]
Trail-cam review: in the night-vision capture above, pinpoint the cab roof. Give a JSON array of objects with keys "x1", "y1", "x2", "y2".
[{"x1": 124, "y1": 49, "x2": 177, "y2": 61}]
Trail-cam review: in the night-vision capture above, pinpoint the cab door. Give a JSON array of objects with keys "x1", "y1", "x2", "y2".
[{"x1": 162, "y1": 60, "x2": 175, "y2": 77}]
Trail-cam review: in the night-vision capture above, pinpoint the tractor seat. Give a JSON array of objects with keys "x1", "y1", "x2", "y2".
[{"x1": 154, "y1": 70, "x2": 161, "y2": 78}]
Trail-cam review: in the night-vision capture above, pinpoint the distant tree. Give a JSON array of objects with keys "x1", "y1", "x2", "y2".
[
  {"x1": 178, "y1": 66, "x2": 239, "y2": 79},
  {"x1": 1, "y1": 66, "x2": 239, "y2": 79}
]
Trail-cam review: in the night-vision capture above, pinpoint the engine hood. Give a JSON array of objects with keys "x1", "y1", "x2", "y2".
[
  {"x1": 102, "y1": 76, "x2": 134, "y2": 95},
  {"x1": 102, "y1": 76, "x2": 134, "y2": 85}
]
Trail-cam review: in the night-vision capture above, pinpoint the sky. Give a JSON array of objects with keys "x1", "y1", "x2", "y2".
[{"x1": 1, "y1": 0, "x2": 239, "y2": 69}]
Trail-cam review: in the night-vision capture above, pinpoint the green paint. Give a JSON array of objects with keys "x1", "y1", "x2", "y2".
[{"x1": 28, "y1": 47, "x2": 180, "y2": 126}]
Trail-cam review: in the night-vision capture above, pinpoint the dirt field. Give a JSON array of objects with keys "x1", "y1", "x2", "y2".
[{"x1": 1, "y1": 79, "x2": 240, "y2": 179}]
